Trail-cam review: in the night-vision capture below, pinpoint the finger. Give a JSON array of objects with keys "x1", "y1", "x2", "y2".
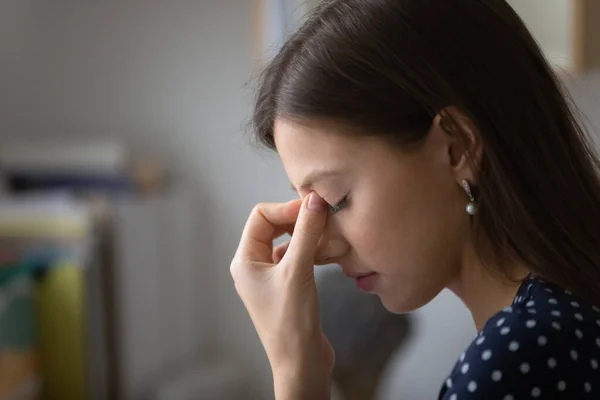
[
  {"x1": 237, "y1": 200, "x2": 301, "y2": 262},
  {"x1": 315, "y1": 239, "x2": 348, "y2": 265},
  {"x1": 272, "y1": 241, "x2": 290, "y2": 264},
  {"x1": 281, "y1": 193, "x2": 328, "y2": 268},
  {"x1": 270, "y1": 223, "x2": 295, "y2": 245},
  {"x1": 273, "y1": 222, "x2": 343, "y2": 265},
  {"x1": 314, "y1": 236, "x2": 330, "y2": 265},
  {"x1": 322, "y1": 333, "x2": 335, "y2": 371}
]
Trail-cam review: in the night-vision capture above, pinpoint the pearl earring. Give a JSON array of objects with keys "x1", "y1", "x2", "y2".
[{"x1": 461, "y1": 179, "x2": 478, "y2": 215}]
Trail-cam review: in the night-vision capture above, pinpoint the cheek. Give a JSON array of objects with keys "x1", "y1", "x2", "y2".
[{"x1": 340, "y1": 170, "x2": 466, "y2": 312}]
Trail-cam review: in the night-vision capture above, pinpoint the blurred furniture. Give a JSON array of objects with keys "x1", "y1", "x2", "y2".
[
  {"x1": 147, "y1": 360, "x2": 248, "y2": 400},
  {"x1": 0, "y1": 139, "x2": 217, "y2": 400},
  {"x1": 104, "y1": 187, "x2": 203, "y2": 400},
  {"x1": 0, "y1": 196, "x2": 91, "y2": 400},
  {"x1": 0, "y1": 187, "x2": 203, "y2": 400},
  {"x1": 507, "y1": 0, "x2": 600, "y2": 73}
]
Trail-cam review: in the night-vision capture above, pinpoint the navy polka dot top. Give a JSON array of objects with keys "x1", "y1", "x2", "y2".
[{"x1": 438, "y1": 275, "x2": 600, "y2": 399}]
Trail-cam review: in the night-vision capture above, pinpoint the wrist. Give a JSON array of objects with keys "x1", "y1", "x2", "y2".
[{"x1": 273, "y1": 362, "x2": 331, "y2": 400}]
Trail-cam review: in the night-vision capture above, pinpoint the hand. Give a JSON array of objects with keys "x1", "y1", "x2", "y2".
[{"x1": 230, "y1": 194, "x2": 334, "y2": 399}]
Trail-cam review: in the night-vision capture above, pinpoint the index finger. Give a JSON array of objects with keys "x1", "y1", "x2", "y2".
[
  {"x1": 236, "y1": 200, "x2": 302, "y2": 262},
  {"x1": 281, "y1": 193, "x2": 329, "y2": 267}
]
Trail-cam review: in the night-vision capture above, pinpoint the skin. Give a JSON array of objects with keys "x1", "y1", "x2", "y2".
[
  {"x1": 232, "y1": 111, "x2": 529, "y2": 399},
  {"x1": 276, "y1": 114, "x2": 527, "y2": 325}
]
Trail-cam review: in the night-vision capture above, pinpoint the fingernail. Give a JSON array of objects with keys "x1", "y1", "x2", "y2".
[{"x1": 307, "y1": 193, "x2": 328, "y2": 213}]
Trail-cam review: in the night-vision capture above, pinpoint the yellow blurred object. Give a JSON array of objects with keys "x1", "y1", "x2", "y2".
[{"x1": 34, "y1": 264, "x2": 86, "y2": 400}]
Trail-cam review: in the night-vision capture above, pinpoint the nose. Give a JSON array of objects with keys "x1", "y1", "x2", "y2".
[
  {"x1": 316, "y1": 237, "x2": 349, "y2": 264},
  {"x1": 315, "y1": 215, "x2": 349, "y2": 264}
]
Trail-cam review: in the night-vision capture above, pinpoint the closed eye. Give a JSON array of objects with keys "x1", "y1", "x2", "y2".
[{"x1": 329, "y1": 195, "x2": 349, "y2": 215}]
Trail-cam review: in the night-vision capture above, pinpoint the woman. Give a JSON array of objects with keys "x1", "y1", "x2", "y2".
[{"x1": 230, "y1": 0, "x2": 600, "y2": 398}]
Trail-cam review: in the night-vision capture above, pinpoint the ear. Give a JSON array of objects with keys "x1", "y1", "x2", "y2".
[{"x1": 433, "y1": 106, "x2": 483, "y2": 185}]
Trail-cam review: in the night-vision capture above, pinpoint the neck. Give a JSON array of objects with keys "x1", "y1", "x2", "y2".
[{"x1": 448, "y1": 241, "x2": 529, "y2": 331}]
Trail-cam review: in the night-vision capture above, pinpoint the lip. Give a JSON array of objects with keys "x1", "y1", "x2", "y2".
[
  {"x1": 345, "y1": 271, "x2": 378, "y2": 292},
  {"x1": 352, "y1": 272, "x2": 375, "y2": 279},
  {"x1": 343, "y1": 270, "x2": 373, "y2": 279}
]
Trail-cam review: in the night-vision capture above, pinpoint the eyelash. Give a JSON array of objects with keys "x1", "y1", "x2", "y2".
[{"x1": 329, "y1": 195, "x2": 349, "y2": 215}]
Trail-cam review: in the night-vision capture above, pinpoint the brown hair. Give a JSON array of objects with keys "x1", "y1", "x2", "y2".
[{"x1": 252, "y1": 0, "x2": 600, "y2": 304}]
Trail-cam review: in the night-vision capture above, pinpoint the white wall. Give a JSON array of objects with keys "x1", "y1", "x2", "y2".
[
  {"x1": 1, "y1": 1, "x2": 600, "y2": 399},
  {"x1": 507, "y1": 0, "x2": 574, "y2": 69},
  {"x1": 564, "y1": 71, "x2": 600, "y2": 140}
]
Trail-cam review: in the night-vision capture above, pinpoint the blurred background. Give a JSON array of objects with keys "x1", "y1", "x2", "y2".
[{"x1": 0, "y1": 1, "x2": 598, "y2": 399}]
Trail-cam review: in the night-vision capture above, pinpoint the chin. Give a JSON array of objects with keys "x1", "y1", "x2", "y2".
[
  {"x1": 378, "y1": 290, "x2": 438, "y2": 314},
  {"x1": 379, "y1": 299, "x2": 418, "y2": 314}
]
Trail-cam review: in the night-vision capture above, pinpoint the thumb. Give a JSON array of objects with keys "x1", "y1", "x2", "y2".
[{"x1": 281, "y1": 192, "x2": 328, "y2": 269}]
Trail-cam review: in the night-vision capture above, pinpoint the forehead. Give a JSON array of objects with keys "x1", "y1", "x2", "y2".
[{"x1": 274, "y1": 118, "x2": 367, "y2": 169}]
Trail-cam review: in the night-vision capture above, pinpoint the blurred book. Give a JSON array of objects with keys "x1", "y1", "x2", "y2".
[
  {"x1": 0, "y1": 139, "x2": 167, "y2": 197},
  {"x1": 0, "y1": 194, "x2": 90, "y2": 238},
  {"x1": 6, "y1": 173, "x2": 134, "y2": 196},
  {"x1": 0, "y1": 139, "x2": 126, "y2": 175},
  {"x1": 0, "y1": 263, "x2": 42, "y2": 400},
  {"x1": 0, "y1": 195, "x2": 94, "y2": 400}
]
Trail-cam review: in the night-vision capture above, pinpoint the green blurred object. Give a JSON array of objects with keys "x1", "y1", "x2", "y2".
[
  {"x1": 0, "y1": 262, "x2": 37, "y2": 348},
  {"x1": 34, "y1": 262, "x2": 87, "y2": 400},
  {"x1": 0, "y1": 262, "x2": 41, "y2": 400}
]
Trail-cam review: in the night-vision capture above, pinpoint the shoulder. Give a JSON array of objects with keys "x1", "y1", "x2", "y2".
[
  {"x1": 442, "y1": 310, "x2": 549, "y2": 398},
  {"x1": 441, "y1": 284, "x2": 600, "y2": 399}
]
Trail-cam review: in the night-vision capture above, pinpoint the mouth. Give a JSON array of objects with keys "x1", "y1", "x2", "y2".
[
  {"x1": 343, "y1": 270, "x2": 378, "y2": 292},
  {"x1": 346, "y1": 271, "x2": 375, "y2": 279}
]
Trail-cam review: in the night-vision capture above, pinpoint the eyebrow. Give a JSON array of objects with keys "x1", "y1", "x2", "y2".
[{"x1": 289, "y1": 170, "x2": 344, "y2": 192}]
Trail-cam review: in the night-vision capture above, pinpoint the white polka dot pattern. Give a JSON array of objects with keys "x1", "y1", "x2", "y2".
[
  {"x1": 552, "y1": 321, "x2": 561, "y2": 330},
  {"x1": 461, "y1": 363, "x2": 469, "y2": 374},
  {"x1": 537, "y1": 336, "x2": 547, "y2": 346},
  {"x1": 439, "y1": 275, "x2": 600, "y2": 399},
  {"x1": 482, "y1": 349, "x2": 492, "y2": 361},
  {"x1": 491, "y1": 370, "x2": 502, "y2": 382},
  {"x1": 467, "y1": 381, "x2": 477, "y2": 392},
  {"x1": 570, "y1": 350, "x2": 578, "y2": 361}
]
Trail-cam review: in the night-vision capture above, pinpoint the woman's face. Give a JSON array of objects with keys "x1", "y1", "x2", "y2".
[{"x1": 274, "y1": 118, "x2": 471, "y2": 313}]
